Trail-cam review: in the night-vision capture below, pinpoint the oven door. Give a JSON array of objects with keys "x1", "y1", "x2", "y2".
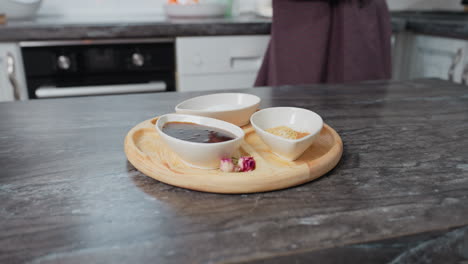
[{"x1": 21, "y1": 39, "x2": 176, "y2": 99}]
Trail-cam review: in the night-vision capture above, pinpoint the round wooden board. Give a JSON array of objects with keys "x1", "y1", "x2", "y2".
[{"x1": 124, "y1": 117, "x2": 343, "y2": 194}]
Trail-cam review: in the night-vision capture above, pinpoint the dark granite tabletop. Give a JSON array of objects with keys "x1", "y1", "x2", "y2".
[
  {"x1": 1, "y1": 79, "x2": 468, "y2": 263},
  {"x1": 0, "y1": 14, "x2": 271, "y2": 41},
  {"x1": 6, "y1": 11, "x2": 468, "y2": 42},
  {"x1": 392, "y1": 11, "x2": 468, "y2": 40}
]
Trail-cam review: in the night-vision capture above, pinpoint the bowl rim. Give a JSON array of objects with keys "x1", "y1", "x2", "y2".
[
  {"x1": 175, "y1": 93, "x2": 261, "y2": 114},
  {"x1": 155, "y1": 113, "x2": 245, "y2": 146},
  {"x1": 250, "y1": 107, "x2": 323, "y2": 143}
]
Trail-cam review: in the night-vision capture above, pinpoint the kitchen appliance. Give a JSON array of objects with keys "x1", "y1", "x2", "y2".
[
  {"x1": 20, "y1": 39, "x2": 176, "y2": 99},
  {"x1": 0, "y1": 0, "x2": 43, "y2": 20}
]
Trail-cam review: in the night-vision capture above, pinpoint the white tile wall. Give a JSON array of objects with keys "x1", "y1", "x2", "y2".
[
  {"x1": 37, "y1": 0, "x2": 465, "y2": 17},
  {"x1": 38, "y1": 0, "x2": 257, "y2": 16},
  {"x1": 38, "y1": 0, "x2": 166, "y2": 16}
]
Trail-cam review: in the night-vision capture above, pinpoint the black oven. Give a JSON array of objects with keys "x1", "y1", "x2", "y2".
[{"x1": 21, "y1": 39, "x2": 175, "y2": 99}]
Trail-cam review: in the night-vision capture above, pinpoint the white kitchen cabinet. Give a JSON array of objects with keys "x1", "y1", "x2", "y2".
[
  {"x1": 459, "y1": 45, "x2": 468, "y2": 85},
  {"x1": 0, "y1": 43, "x2": 28, "y2": 102},
  {"x1": 176, "y1": 35, "x2": 270, "y2": 92},
  {"x1": 392, "y1": 32, "x2": 412, "y2": 81},
  {"x1": 406, "y1": 35, "x2": 467, "y2": 83}
]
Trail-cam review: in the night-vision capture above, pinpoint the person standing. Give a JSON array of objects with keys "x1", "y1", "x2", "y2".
[{"x1": 255, "y1": 0, "x2": 392, "y2": 86}]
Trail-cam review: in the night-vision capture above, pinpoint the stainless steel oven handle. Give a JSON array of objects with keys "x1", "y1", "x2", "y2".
[{"x1": 35, "y1": 82, "x2": 166, "y2": 98}]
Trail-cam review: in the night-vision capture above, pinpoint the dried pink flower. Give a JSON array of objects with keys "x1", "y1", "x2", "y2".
[
  {"x1": 220, "y1": 158, "x2": 235, "y2": 172},
  {"x1": 238, "y1": 157, "x2": 256, "y2": 172}
]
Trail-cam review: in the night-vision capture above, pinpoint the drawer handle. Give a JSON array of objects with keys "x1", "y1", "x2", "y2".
[{"x1": 230, "y1": 55, "x2": 262, "y2": 70}]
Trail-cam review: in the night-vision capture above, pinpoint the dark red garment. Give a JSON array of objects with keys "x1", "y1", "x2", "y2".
[{"x1": 255, "y1": 0, "x2": 392, "y2": 86}]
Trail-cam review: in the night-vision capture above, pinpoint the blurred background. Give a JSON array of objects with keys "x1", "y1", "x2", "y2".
[
  {"x1": 31, "y1": 0, "x2": 468, "y2": 17},
  {"x1": 1, "y1": 0, "x2": 468, "y2": 101}
]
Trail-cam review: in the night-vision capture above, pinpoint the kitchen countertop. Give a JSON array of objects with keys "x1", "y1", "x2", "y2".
[
  {"x1": 1, "y1": 79, "x2": 467, "y2": 263},
  {"x1": 2, "y1": 12, "x2": 466, "y2": 42},
  {"x1": 0, "y1": 14, "x2": 272, "y2": 41},
  {"x1": 2, "y1": 12, "x2": 468, "y2": 42},
  {"x1": 392, "y1": 11, "x2": 468, "y2": 39},
  {"x1": 0, "y1": 12, "x2": 406, "y2": 42}
]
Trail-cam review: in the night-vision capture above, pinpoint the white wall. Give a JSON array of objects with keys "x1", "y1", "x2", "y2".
[
  {"x1": 38, "y1": 0, "x2": 165, "y2": 16},
  {"x1": 37, "y1": 0, "x2": 465, "y2": 17},
  {"x1": 387, "y1": 0, "x2": 463, "y2": 11},
  {"x1": 38, "y1": 0, "x2": 256, "y2": 16}
]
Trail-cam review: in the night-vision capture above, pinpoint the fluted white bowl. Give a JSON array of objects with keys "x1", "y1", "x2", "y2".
[
  {"x1": 250, "y1": 107, "x2": 323, "y2": 161},
  {"x1": 175, "y1": 93, "x2": 260, "y2": 126}
]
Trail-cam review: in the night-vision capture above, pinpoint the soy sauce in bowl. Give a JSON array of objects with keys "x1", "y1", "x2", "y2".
[{"x1": 162, "y1": 122, "x2": 236, "y2": 143}]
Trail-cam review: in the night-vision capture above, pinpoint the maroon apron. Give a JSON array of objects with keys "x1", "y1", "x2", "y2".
[{"x1": 255, "y1": 0, "x2": 392, "y2": 86}]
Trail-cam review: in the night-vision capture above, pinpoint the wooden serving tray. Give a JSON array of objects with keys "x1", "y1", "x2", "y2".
[{"x1": 124, "y1": 117, "x2": 343, "y2": 194}]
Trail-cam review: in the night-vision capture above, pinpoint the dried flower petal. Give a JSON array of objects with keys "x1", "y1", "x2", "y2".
[
  {"x1": 220, "y1": 158, "x2": 235, "y2": 172},
  {"x1": 238, "y1": 157, "x2": 256, "y2": 172}
]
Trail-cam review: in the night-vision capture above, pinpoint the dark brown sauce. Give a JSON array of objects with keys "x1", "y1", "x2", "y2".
[{"x1": 162, "y1": 122, "x2": 236, "y2": 143}]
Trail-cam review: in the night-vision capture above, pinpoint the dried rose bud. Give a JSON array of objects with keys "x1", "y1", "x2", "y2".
[
  {"x1": 220, "y1": 158, "x2": 235, "y2": 172},
  {"x1": 238, "y1": 157, "x2": 256, "y2": 172}
]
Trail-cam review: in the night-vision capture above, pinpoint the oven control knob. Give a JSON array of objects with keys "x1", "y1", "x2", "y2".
[
  {"x1": 57, "y1": 55, "x2": 71, "y2": 70},
  {"x1": 132, "y1": 53, "x2": 144, "y2": 67}
]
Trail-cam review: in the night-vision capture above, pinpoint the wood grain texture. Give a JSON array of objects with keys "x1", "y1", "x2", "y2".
[
  {"x1": 124, "y1": 118, "x2": 343, "y2": 194},
  {"x1": 0, "y1": 79, "x2": 467, "y2": 264}
]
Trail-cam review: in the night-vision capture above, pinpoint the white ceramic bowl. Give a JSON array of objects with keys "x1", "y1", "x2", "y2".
[
  {"x1": 0, "y1": 0, "x2": 42, "y2": 20},
  {"x1": 164, "y1": 3, "x2": 227, "y2": 18},
  {"x1": 155, "y1": 114, "x2": 245, "y2": 169},
  {"x1": 250, "y1": 107, "x2": 323, "y2": 161},
  {"x1": 175, "y1": 93, "x2": 261, "y2": 127}
]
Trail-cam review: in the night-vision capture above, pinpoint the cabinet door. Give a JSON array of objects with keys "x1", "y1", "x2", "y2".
[
  {"x1": 176, "y1": 35, "x2": 270, "y2": 92},
  {"x1": 459, "y1": 43, "x2": 468, "y2": 86},
  {"x1": 0, "y1": 43, "x2": 28, "y2": 102},
  {"x1": 408, "y1": 35, "x2": 467, "y2": 83},
  {"x1": 177, "y1": 35, "x2": 269, "y2": 75}
]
